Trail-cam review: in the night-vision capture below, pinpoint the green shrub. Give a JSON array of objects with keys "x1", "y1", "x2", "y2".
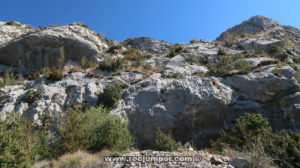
[
  {"x1": 0, "y1": 113, "x2": 32, "y2": 167},
  {"x1": 84, "y1": 107, "x2": 132, "y2": 152},
  {"x1": 154, "y1": 128, "x2": 177, "y2": 151},
  {"x1": 98, "y1": 58, "x2": 123, "y2": 72},
  {"x1": 0, "y1": 113, "x2": 52, "y2": 168},
  {"x1": 122, "y1": 49, "x2": 152, "y2": 61},
  {"x1": 224, "y1": 40, "x2": 233, "y2": 47},
  {"x1": 57, "y1": 106, "x2": 90, "y2": 154},
  {"x1": 107, "y1": 45, "x2": 122, "y2": 54},
  {"x1": 161, "y1": 73, "x2": 182, "y2": 79},
  {"x1": 80, "y1": 57, "x2": 98, "y2": 69},
  {"x1": 212, "y1": 113, "x2": 271, "y2": 151},
  {"x1": 184, "y1": 55, "x2": 201, "y2": 64},
  {"x1": 0, "y1": 71, "x2": 23, "y2": 87},
  {"x1": 6, "y1": 21, "x2": 21, "y2": 26},
  {"x1": 46, "y1": 69, "x2": 64, "y2": 82},
  {"x1": 211, "y1": 113, "x2": 300, "y2": 168},
  {"x1": 57, "y1": 106, "x2": 132, "y2": 154},
  {"x1": 27, "y1": 68, "x2": 52, "y2": 80},
  {"x1": 268, "y1": 45, "x2": 288, "y2": 62},
  {"x1": 208, "y1": 54, "x2": 251, "y2": 76},
  {"x1": 217, "y1": 48, "x2": 227, "y2": 55},
  {"x1": 97, "y1": 82, "x2": 127, "y2": 108},
  {"x1": 268, "y1": 45, "x2": 284, "y2": 54},
  {"x1": 68, "y1": 66, "x2": 84, "y2": 74},
  {"x1": 167, "y1": 44, "x2": 183, "y2": 58},
  {"x1": 263, "y1": 130, "x2": 300, "y2": 168},
  {"x1": 22, "y1": 88, "x2": 44, "y2": 104}
]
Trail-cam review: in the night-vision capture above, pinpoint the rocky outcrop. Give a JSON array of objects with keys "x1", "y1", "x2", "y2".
[
  {"x1": 0, "y1": 21, "x2": 33, "y2": 46},
  {"x1": 238, "y1": 38, "x2": 283, "y2": 50},
  {"x1": 123, "y1": 37, "x2": 172, "y2": 54},
  {"x1": 0, "y1": 16, "x2": 300, "y2": 152},
  {"x1": 113, "y1": 75, "x2": 233, "y2": 147},
  {"x1": 216, "y1": 15, "x2": 282, "y2": 41},
  {"x1": 0, "y1": 72, "x2": 104, "y2": 120},
  {"x1": 0, "y1": 24, "x2": 108, "y2": 72},
  {"x1": 224, "y1": 66, "x2": 299, "y2": 103}
]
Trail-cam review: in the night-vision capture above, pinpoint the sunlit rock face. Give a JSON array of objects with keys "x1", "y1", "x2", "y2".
[
  {"x1": 1, "y1": 16, "x2": 300, "y2": 148},
  {"x1": 0, "y1": 23, "x2": 107, "y2": 73}
]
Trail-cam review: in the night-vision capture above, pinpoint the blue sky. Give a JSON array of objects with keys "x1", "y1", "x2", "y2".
[{"x1": 0, "y1": 0, "x2": 299, "y2": 43}]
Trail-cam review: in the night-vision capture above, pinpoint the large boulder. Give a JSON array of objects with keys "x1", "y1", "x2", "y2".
[
  {"x1": 0, "y1": 24, "x2": 108, "y2": 72},
  {"x1": 112, "y1": 75, "x2": 233, "y2": 147},
  {"x1": 123, "y1": 37, "x2": 172, "y2": 54},
  {"x1": 223, "y1": 66, "x2": 299, "y2": 103}
]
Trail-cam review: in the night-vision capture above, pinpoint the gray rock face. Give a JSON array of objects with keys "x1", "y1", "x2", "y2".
[
  {"x1": 0, "y1": 17, "x2": 300, "y2": 155},
  {"x1": 238, "y1": 38, "x2": 283, "y2": 50},
  {"x1": 123, "y1": 37, "x2": 172, "y2": 54},
  {"x1": 280, "y1": 92, "x2": 300, "y2": 131},
  {"x1": 224, "y1": 66, "x2": 299, "y2": 103},
  {"x1": 217, "y1": 15, "x2": 282, "y2": 41},
  {"x1": 162, "y1": 55, "x2": 208, "y2": 76},
  {"x1": 0, "y1": 25, "x2": 108, "y2": 72},
  {"x1": 0, "y1": 72, "x2": 104, "y2": 121},
  {"x1": 229, "y1": 157, "x2": 250, "y2": 168},
  {"x1": 113, "y1": 75, "x2": 233, "y2": 147},
  {"x1": 245, "y1": 57, "x2": 277, "y2": 68}
]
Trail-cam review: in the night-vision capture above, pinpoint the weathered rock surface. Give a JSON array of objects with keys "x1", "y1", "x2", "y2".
[
  {"x1": 113, "y1": 75, "x2": 233, "y2": 147},
  {"x1": 245, "y1": 57, "x2": 277, "y2": 68},
  {"x1": 123, "y1": 37, "x2": 172, "y2": 54},
  {"x1": 217, "y1": 15, "x2": 282, "y2": 41},
  {"x1": 0, "y1": 24, "x2": 108, "y2": 72},
  {"x1": 0, "y1": 21, "x2": 33, "y2": 46},
  {"x1": 0, "y1": 16, "x2": 300, "y2": 153},
  {"x1": 238, "y1": 38, "x2": 283, "y2": 50},
  {"x1": 223, "y1": 66, "x2": 299, "y2": 103},
  {"x1": 162, "y1": 55, "x2": 208, "y2": 75},
  {"x1": 229, "y1": 157, "x2": 250, "y2": 168},
  {"x1": 0, "y1": 72, "x2": 104, "y2": 120}
]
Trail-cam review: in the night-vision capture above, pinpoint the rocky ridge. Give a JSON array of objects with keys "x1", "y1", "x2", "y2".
[{"x1": 1, "y1": 15, "x2": 300, "y2": 152}]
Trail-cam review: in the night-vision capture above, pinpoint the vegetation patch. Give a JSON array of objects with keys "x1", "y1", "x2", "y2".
[
  {"x1": 46, "y1": 69, "x2": 64, "y2": 82},
  {"x1": 27, "y1": 68, "x2": 52, "y2": 80},
  {"x1": 217, "y1": 48, "x2": 227, "y2": 55},
  {"x1": 167, "y1": 44, "x2": 184, "y2": 58},
  {"x1": 22, "y1": 87, "x2": 44, "y2": 104},
  {"x1": 97, "y1": 81, "x2": 127, "y2": 108},
  {"x1": 154, "y1": 128, "x2": 178, "y2": 151},
  {"x1": 184, "y1": 55, "x2": 201, "y2": 65},
  {"x1": 0, "y1": 71, "x2": 23, "y2": 87},
  {"x1": 211, "y1": 113, "x2": 300, "y2": 168},
  {"x1": 161, "y1": 73, "x2": 183, "y2": 79},
  {"x1": 0, "y1": 113, "x2": 52, "y2": 168},
  {"x1": 57, "y1": 106, "x2": 132, "y2": 154},
  {"x1": 98, "y1": 58, "x2": 123, "y2": 72},
  {"x1": 122, "y1": 49, "x2": 152, "y2": 61},
  {"x1": 267, "y1": 45, "x2": 288, "y2": 62},
  {"x1": 208, "y1": 54, "x2": 251, "y2": 76},
  {"x1": 107, "y1": 45, "x2": 122, "y2": 54},
  {"x1": 6, "y1": 21, "x2": 21, "y2": 26},
  {"x1": 80, "y1": 56, "x2": 98, "y2": 69}
]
